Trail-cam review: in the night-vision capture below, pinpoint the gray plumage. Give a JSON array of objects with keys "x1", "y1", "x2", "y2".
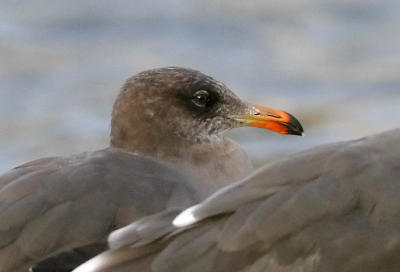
[
  {"x1": 76, "y1": 129, "x2": 400, "y2": 272},
  {"x1": 1, "y1": 67, "x2": 304, "y2": 271},
  {"x1": 0, "y1": 148, "x2": 205, "y2": 271},
  {"x1": 2, "y1": 67, "x2": 305, "y2": 271}
]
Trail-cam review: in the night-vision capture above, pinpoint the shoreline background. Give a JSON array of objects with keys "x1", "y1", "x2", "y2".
[{"x1": 1, "y1": 1, "x2": 399, "y2": 172}]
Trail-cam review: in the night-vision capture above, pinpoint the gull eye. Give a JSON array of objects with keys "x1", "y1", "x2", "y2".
[{"x1": 192, "y1": 90, "x2": 210, "y2": 108}]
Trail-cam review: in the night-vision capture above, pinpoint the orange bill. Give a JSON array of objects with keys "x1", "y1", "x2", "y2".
[{"x1": 232, "y1": 105, "x2": 304, "y2": 136}]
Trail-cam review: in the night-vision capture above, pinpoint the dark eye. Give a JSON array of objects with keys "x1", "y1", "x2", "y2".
[{"x1": 192, "y1": 90, "x2": 210, "y2": 107}]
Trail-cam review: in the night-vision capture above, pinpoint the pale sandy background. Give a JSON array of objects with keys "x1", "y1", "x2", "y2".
[{"x1": 1, "y1": 0, "x2": 399, "y2": 172}]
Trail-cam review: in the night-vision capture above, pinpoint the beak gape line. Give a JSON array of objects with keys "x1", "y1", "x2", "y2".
[{"x1": 231, "y1": 105, "x2": 304, "y2": 136}]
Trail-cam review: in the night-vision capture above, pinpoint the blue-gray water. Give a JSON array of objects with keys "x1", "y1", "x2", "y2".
[{"x1": 1, "y1": 0, "x2": 399, "y2": 172}]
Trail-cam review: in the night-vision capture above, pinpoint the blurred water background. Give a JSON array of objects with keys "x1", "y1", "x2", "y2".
[{"x1": 1, "y1": 0, "x2": 399, "y2": 172}]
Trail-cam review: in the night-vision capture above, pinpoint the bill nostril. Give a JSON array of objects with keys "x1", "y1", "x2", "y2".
[{"x1": 267, "y1": 113, "x2": 281, "y2": 119}]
